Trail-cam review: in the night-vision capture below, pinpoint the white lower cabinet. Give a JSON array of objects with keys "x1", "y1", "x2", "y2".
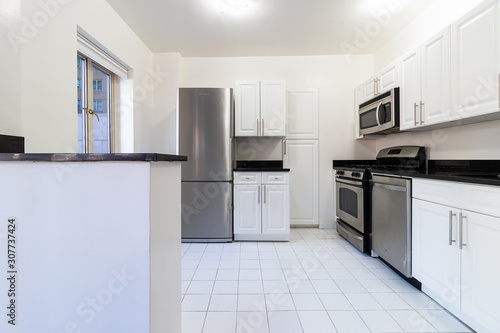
[
  {"x1": 234, "y1": 172, "x2": 290, "y2": 241},
  {"x1": 412, "y1": 178, "x2": 500, "y2": 333}
]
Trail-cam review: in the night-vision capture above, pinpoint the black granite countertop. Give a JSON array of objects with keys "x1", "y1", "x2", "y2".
[
  {"x1": 332, "y1": 159, "x2": 500, "y2": 186},
  {"x1": 234, "y1": 160, "x2": 289, "y2": 172},
  {"x1": 234, "y1": 168, "x2": 290, "y2": 172},
  {"x1": 0, "y1": 153, "x2": 187, "y2": 162}
]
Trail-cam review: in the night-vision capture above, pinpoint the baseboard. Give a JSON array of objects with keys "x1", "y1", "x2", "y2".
[{"x1": 291, "y1": 224, "x2": 319, "y2": 228}]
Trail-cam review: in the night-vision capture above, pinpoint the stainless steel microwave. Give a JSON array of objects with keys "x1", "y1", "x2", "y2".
[{"x1": 359, "y1": 87, "x2": 400, "y2": 135}]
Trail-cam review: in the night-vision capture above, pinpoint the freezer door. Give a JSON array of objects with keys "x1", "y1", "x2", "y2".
[
  {"x1": 179, "y1": 88, "x2": 233, "y2": 181},
  {"x1": 181, "y1": 181, "x2": 233, "y2": 241}
]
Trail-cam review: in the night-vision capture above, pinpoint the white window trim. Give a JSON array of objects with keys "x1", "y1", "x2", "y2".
[{"x1": 77, "y1": 26, "x2": 131, "y2": 79}]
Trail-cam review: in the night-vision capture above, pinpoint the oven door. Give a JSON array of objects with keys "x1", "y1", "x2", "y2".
[{"x1": 335, "y1": 178, "x2": 365, "y2": 233}]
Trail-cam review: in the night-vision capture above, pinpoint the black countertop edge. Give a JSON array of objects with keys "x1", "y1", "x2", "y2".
[
  {"x1": 412, "y1": 173, "x2": 500, "y2": 187},
  {"x1": 0, "y1": 153, "x2": 187, "y2": 162},
  {"x1": 234, "y1": 168, "x2": 290, "y2": 172}
]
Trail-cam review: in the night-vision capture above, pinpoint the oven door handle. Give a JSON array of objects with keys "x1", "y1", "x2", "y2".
[
  {"x1": 372, "y1": 182, "x2": 407, "y2": 192},
  {"x1": 375, "y1": 102, "x2": 383, "y2": 128},
  {"x1": 336, "y1": 178, "x2": 363, "y2": 187}
]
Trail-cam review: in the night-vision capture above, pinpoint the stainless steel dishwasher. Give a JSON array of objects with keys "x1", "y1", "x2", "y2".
[{"x1": 370, "y1": 174, "x2": 412, "y2": 277}]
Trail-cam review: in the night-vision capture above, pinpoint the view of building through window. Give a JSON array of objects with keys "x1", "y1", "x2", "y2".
[{"x1": 77, "y1": 54, "x2": 112, "y2": 153}]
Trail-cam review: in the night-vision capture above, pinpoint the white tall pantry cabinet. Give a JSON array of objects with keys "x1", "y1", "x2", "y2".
[{"x1": 284, "y1": 89, "x2": 319, "y2": 226}]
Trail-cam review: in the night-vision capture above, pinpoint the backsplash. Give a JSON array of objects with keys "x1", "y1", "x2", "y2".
[{"x1": 234, "y1": 137, "x2": 283, "y2": 161}]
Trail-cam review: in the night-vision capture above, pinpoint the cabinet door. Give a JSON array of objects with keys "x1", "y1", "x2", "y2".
[
  {"x1": 378, "y1": 62, "x2": 399, "y2": 93},
  {"x1": 286, "y1": 89, "x2": 319, "y2": 139},
  {"x1": 451, "y1": 0, "x2": 500, "y2": 120},
  {"x1": 362, "y1": 75, "x2": 377, "y2": 101},
  {"x1": 461, "y1": 211, "x2": 500, "y2": 333},
  {"x1": 399, "y1": 48, "x2": 422, "y2": 130},
  {"x1": 261, "y1": 80, "x2": 286, "y2": 136},
  {"x1": 233, "y1": 185, "x2": 261, "y2": 234},
  {"x1": 262, "y1": 185, "x2": 290, "y2": 234},
  {"x1": 235, "y1": 81, "x2": 260, "y2": 137},
  {"x1": 283, "y1": 140, "x2": 318, "y2": 226},
  {"x1": 421, "y1": 28, "x2": 452, "y2": 126},
  {"x1": 412, "y1": 199, "x2": 461, "y2": 310}
]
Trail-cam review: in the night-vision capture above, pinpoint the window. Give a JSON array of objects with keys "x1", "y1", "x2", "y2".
[
  {"x1": 93, "y1": 100, "x2": 103, "y2": 112},
  {"x1": 93, "y1": 79, "x2": 102, "y2": 91},
  {"x1": 77, "y1": 53, "x2": 115, "y2": 154},
  {"x1": 77, "y1": 27, "x2": 130, "y2": 154}
]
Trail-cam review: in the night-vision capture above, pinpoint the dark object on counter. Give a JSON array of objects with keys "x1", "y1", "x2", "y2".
[
  {"x1": 0, "y1": 134, "x2": 24, "y2": 153},
  {"x1": 235, "y1": 160, "x2": 290, "y2": 172}
]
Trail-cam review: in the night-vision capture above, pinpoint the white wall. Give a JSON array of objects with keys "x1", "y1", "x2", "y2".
[
  {"x1": 0, "y1": 0, "x2": 22, "y2": 136},
  {"x1": 153, "y1": 53, "x2": 182, "y2": 154},
  {"x1": 18, "y1": 0, "x2": 154, "y2": 153},
  {"x1": 181, "y1": 55, "x2": 374, "y2": 227},
  {"x1": 372, "y1": 0, "x2": 500, "y2": 159}
]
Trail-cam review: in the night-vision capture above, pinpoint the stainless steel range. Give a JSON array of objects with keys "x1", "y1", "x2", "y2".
[{"x1": 334, "y1": 165, "x2": 372, "y2": 254}]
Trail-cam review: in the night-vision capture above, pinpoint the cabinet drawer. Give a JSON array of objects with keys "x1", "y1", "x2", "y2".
[
  {"x1": 413, "y1": 178, "x2": 460, "y2": 207},
  {"x1": 234, "y1": 172, "x2": 261, "y2": 184},
  {"x1": 262, "y1": 172, "x2": 289, "y2": 184},
  {"x1": 460, "y1": 183, "x2": 500, "y2": 218}
]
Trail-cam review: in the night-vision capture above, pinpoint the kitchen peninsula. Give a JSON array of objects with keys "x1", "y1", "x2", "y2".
[{"x1": 0, "y1": 153, "x2": 186, "y2": 333}]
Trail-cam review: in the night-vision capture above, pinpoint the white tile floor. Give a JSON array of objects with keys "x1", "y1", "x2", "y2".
[{"x1": 181, "y1": 228, "x2": 473, "y2": 333}]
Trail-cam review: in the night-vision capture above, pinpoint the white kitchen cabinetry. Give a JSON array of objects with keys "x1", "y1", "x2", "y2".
[
  {"x1": 283, "y1": 140, "x2": 318, "y2": 226},
  {"x1": 235, "y1": 80, "x2": 286, "y2": 137},
  {"x1": 451, "y1": 0, "x2": 500, "y2": 120},
  {"x1": 234, "y1": 172, "x2": 290, "y2": 241},
  {"x1": 412, "y1": 178, "x2": 500, "y2": 333},
  {"x1": 286, "y1": 89, "x2": 318, "y2": 139},
  {"x1": 361, "y1": 62, "x2": 399, "y2": 102},
  {"x1": 400, "y1": 28, "x2": 451, "y2": 130}
]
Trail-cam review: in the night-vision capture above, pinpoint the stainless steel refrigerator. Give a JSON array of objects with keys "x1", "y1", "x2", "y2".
[{"x1": 178, "y1": 88, "x2": 233, "y2": 242}]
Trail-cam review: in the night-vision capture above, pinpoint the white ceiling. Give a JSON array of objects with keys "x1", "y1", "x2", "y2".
[{"x1": 105, "y1": 0, "x2": 436, "y2": 57}]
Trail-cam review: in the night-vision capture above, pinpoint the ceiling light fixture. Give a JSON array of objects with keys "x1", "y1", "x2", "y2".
[{"x1": 214, "y1": 0, "x2": 249, "y2": 14}]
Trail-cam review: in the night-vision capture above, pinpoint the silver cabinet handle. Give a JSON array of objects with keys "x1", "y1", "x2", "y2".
[
  {"x1": 263, "y1": 185, "x2": 266, "y2": 204},
  {"x1": 459, "y1": 212, "x2": 467, "y2": 250},
  {"x1": 257, "y1": 119, "x2": 260, "y2": 136},
  {"x1": 283, "y1": 139, "x2": 287, "y2": 155},
  {"x1": 414, "y1": 103, "x2": 418, "y2": 126},
  {"x1": 449, "y1": 211, "x2": 456, "y2": 246},
  {"x1": 420, "y1": 101, "x2": 425, "y2": 125},
  {"x1": 258, "y1": 186, "x2": 260, "y2": 204}
]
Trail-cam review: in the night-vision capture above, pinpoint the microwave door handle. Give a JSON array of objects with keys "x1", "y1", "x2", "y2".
[{"x1": 375, "y1": 102, "x2": 383, "y2": 128}]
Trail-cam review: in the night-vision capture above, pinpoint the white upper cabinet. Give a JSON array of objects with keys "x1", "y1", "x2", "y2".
[
  {"x1": 286, "y1": 89, "x2": 319, "y2": 139},
  {"x1": 400, "y1": 28, "x2": 451, "y2": 130},
  {"x1": 399, "y1": 47, "x2": 422, "y2": 130},
  {"x1": 235, "y1": 80, "x2": 286, "y2": 137},
  {"x1": 451, "y1": 0, "x2": 500, "y2": 120},
  {"x1": 361, "y1": 61, "x2": 399, "y2": 103},
  {"x1": 421, "y1": 28, "x2": 452, "y2": 125},
  {"x1": 378, "y1": 62, "x2": 399, "y2": 92},
  {"x1": 235, "y1": 81, "x2": 260, "y2": 136}
]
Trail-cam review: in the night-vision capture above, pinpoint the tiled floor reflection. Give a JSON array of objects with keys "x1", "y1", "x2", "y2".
[{"x1": 181, "y1": 228, "x2": 472, "y2": 333}]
